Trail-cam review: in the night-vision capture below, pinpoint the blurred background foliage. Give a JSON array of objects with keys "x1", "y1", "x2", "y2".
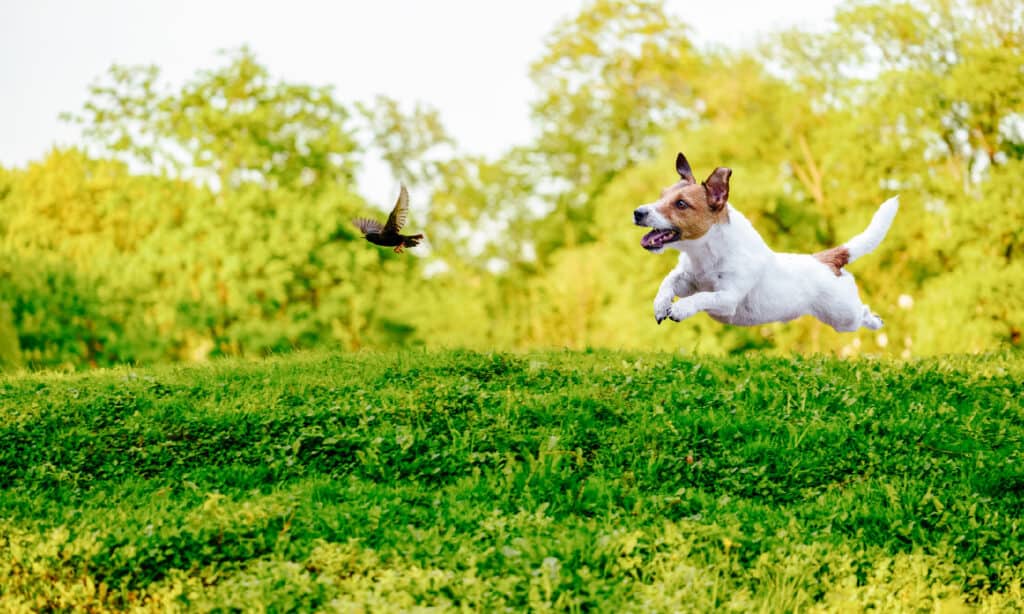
[{"x1": 1, "y1": 0, "x2": 1022, "y2": 369}]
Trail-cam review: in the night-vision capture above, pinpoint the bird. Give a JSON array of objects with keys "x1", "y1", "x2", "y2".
[{"x1": 353, "y1": 184, "x2": 424, "y2": 253}]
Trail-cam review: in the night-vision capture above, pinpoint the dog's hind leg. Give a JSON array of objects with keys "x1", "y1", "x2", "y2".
[
  {"x1": 860, "y1": 306, "x2": 884, "y2": 330},
  {"x1": 823, "y1": 309, "x2": 862, "y2": 333},
  {"x1": 815, "y1": 273, "x2": 882, "y2": 332},
  {"x1": 822, "y1": 303, "x2": 883, "y2": 332}
]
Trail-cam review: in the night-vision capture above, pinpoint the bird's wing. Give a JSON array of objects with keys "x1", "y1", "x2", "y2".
[
  {"x1": 353, "y1": 217, "x2": 384, "y2": 235},
  {"x1": 384, "y1": 184, "x2": 410, "y2": 233}
]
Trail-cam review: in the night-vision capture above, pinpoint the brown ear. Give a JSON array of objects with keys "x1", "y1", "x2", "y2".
[
  {"x1": 703, "y1": 167, "x2": 731, "y2": 211},
  {"x1": 676, "y1": 152, "x2": 695, "y2": 185}
]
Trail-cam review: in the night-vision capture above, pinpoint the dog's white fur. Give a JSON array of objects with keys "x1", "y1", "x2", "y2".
[{"x1": 635, "y1": 157, "x2": 898, "y2": 332}]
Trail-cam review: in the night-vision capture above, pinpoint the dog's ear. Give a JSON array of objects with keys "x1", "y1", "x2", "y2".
[
  {"x1": 676, "y1": 152, "x2": 696, "y2": 185},
  {"x1": 703, "y1": 167, "x2": 731, "y2": 211}
]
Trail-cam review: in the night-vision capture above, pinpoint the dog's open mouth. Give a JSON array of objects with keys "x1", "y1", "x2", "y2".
[{"x1": 641, "y1": 228, "x2": 680, "y2": 250}]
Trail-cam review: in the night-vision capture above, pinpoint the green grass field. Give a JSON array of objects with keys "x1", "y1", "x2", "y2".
[{"x1": 1, "y1": 350, "x2": 1022, "y2": 612}]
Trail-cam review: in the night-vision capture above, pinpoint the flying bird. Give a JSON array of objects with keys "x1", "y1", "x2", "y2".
[{"x1": 353, "y1": 184, "x2": 424, "y2": 253}]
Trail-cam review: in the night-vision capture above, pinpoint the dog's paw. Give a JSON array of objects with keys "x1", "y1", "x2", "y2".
[
  {"x1": 669, "y1": 300, "x2": 697, "y2": 323},
  {"x1": 863, "y1": 307, "x2": 884, "y2": 330},
  {"x1": 653, "y1": 295, "x2": 673, "y2": 324}
]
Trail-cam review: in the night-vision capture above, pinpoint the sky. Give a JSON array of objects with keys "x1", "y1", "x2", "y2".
[{"x1": 1, "y1": 0, "x2": 844, "y2": 195}]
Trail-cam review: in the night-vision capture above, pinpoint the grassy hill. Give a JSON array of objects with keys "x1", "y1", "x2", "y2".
[{"x1": 1, "y1": 350, "x2": 1022, "y2": 611}]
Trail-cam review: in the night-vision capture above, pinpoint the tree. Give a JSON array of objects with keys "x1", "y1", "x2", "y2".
[
  {"x1": 529, "y1": 0, "x2": 704, "y2": 211},
  {"x1": 65, "y1": 47, "x2": 359, "y2": 194},
  {"x1": 0, "y1": 49, "x2": 429, "y2": 368},
  {"x1": 357, "y1": 95, "x2": 455, "y2": 186}
]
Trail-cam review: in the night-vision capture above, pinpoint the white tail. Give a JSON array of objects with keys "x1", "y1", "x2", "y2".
[{"x1": 844, "y1": 196, "x2": 899, "y2": 263}]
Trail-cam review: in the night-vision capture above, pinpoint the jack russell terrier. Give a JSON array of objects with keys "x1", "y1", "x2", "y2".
[{"x1": 633, "y1": 152, "x2": 898, "y2": 332}]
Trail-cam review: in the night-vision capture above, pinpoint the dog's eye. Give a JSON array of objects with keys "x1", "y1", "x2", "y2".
[{"x1": 675, "y1": 199, "x2": 690, "y2": 209}]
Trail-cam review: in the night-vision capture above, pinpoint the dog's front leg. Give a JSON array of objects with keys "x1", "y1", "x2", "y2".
[
  {"x1": 669, "y1": 291, "x2": 741, "y2": 323},
  {"x1": 653, "y1": 275, "x2": 677, "y2": 324},
  {"x1": 654, "y1": 261, "x2": 695, "y2": 324}
]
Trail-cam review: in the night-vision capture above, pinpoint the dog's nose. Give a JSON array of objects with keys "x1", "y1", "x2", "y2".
[{"x1": 633, "y1": 208, "x2": 647, "y2": 224}]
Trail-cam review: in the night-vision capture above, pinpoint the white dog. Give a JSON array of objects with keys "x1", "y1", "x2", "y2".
[{"x1": 633, "y1": 152, "x2": 898, "y2": 332}]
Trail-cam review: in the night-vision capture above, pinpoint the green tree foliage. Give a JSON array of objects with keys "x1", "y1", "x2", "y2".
[
  {"x1": 0, "y1": 301, "x2": 23, "y2": 371},
  {"x1": 1, "y1": 0, "x2": 1021, "y2": 367},
  {"x1": 526, "y1": 0, "x2": 705, "y2": 254},
  {"x1": 65, "y1": 47, "x2": 359, "y2": 193},
  {"x1": 356, "y1": 95, "x2": 454, "y2": 186},
  {"x1": 529, "y1": 0, "x2": 703, "y2": 194},
  {"x1": 1, "y1": 52, "x2": 420, "y2": 369},
  {"x1": 0, "y1": 252, "x2": 120, "y2": 368}
]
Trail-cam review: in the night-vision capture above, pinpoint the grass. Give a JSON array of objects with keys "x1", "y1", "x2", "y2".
[{"x1": 1, "y1": 349, "x2": 1022, "y2": 612}]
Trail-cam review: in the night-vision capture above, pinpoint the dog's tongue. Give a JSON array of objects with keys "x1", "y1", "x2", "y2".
[{"x1": 642, "y1": 229, "x2": 677, "y2": 249}]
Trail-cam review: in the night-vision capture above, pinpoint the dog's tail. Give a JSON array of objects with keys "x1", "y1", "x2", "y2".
[{"x1": 843, "y1": 196, "x2": 899, "y2": 264}]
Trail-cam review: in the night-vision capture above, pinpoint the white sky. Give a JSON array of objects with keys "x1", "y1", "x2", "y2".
[{"x1": 1, "y1": 0, "x2": 843, "y2": 196}]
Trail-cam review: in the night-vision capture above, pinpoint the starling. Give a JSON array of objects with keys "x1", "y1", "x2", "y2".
[{"x1": 353, "y1": 184, "x2": 424, "y2": 253}]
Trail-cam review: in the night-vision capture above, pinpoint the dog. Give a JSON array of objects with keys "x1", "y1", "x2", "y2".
[{"x1": 633, "y1": 152, "x2": 898, "y2": 332}]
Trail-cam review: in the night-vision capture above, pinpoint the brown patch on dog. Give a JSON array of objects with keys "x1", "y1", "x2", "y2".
[
  {"x1": 814, "y1": 246, "x2": 850, "y2": 276},
  {"x1": 704, "y1": 167, "x2": 731, "y2": 212},
  {"x1": 654, "y1": 167, "x2": 732, "y2": 240}
]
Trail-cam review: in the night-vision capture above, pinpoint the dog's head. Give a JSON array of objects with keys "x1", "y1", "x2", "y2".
[{"x1": 633, "y1": 152, "x2": 731, "y2": 253}]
